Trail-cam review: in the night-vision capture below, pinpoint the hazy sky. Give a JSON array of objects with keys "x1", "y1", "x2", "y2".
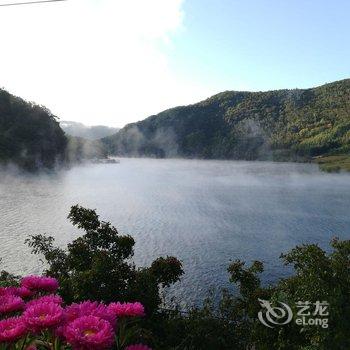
[{"x1": 0, "y1": 0, "x2": 349, "y2": 127}]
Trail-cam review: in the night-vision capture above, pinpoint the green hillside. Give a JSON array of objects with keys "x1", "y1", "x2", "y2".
[
  {"x1": 0, "y1": 89, "x2": 67, "y2": 170},
  {"x1": 103, "y1": 79, "x2": 350, "y2": 169}
]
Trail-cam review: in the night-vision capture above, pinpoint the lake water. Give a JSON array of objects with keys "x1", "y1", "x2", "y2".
[{"x1": 1, "y1": 159, "x2": 350, "y2": 306}]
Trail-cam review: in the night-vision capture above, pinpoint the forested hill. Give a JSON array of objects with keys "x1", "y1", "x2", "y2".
[
  {"x1": 60, "y1": 120, "x2": 119, "y2": 140},
  {"x1": 102, "y1": 79, "x2": 350, "y2": 162},
  {"x1": 0, "y1": 89, "x2": 67, "y2": 170}
]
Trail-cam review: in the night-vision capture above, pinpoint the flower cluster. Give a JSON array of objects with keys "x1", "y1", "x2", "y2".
[
  {"x1": 21, "y1": 275, "x2": 59, "y2": 293},
  {"x1": 0, "y1": 275, "x2": 152, "y2": 350},
  {"x1": 109, "y1": 302, "x2": 145, "y2": 318}
]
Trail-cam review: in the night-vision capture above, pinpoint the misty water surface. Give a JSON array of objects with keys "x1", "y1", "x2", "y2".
[{"x1": 1, "y1": 159, "x2": 350, "y2": 306}]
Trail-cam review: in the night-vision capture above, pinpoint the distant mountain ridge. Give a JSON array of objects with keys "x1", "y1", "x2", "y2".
[
  {"x1": 2, "y1": 79, "x2": 350, "y2": 171},
  {"x1": 60, "y1": 121, "x2": 119, "y2": 140},
  {"x1": 102, "y1": 79, "x2": 350, "y2": 164}
]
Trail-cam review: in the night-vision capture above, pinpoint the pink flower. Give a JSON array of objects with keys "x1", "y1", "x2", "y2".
[
  {"x1": 64, "y1": 315, "x2": 115, "y2": 350},
  {"x1": 0, "y1": 287, "x2": 12, "y2": 296},
  {"x1": 0, "y1": 294, "x2": 25, "y2": 314},
  {"x1": 25, "y1": 294, "x2": 63, "y2": 309},
  {"x1": 26, "y1": 346, "x2": 37, "y2": 350},
  {"x1": 108, "y1": 302, "x2": 145, "y2": 318},
  {"x1": 23, "y1": 302, "x2": 63, "y2": 332},
  {"x1": 0, "y1": 286, "x2": 32, "y2": 298},
  {"x1": 0, "y1": 286, "x2": 18, "y2": 296},
  {"x1": 0, "y1": 317, "x2": 27, "y2": 343},
  {"x1": 125, "y1": 344, "x2": 152, "y2": 350},
  {"x1": 13, "y1": 287, "x2": 33, "y2": 299},
  {"x1": 21, "y1": 275, "x2": 59, "y2": 293},
  {"x1": 64, "y1": 301, "x2": 116, "y2": 328}
]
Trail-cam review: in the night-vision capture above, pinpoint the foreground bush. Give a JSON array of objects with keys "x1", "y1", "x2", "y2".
[
  {"x1": 152, "y1": 238, "x2": 350, "y2": 349},
  {"x1": 2, "y1": 206, "x2": 350, "y2": 349},
  {"x1": 25, "y1": 205, "x2": 184, "y2": 314},
  {"x1": 0, "y1": 275, "x2": 151, "y2": 349}
]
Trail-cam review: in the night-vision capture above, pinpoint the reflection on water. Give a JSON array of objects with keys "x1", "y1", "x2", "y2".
[{"x1": 1, "y1": 159, "x2": 350, "y2": 305}]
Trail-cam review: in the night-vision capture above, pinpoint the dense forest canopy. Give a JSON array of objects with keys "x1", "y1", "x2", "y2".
[
  {"x1": 102, "y1": 79, "x2": 350, "y2": 163},
  {"x1": 0, "y1": 89, "x2": 67, "y2": 170}
]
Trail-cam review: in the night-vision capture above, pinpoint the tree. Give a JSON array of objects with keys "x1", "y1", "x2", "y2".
[{"x1": 26, "y1": 205, "x2": 184, "y2": 315}]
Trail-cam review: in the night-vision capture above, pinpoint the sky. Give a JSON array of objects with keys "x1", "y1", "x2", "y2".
[{"x1": 0, "y1": 0, "x2": 349, "y2": 127}]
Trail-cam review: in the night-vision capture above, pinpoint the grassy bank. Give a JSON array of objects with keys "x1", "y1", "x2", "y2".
[{"x1": 314, "y1": 154, "x2": 350, "y2": 172}]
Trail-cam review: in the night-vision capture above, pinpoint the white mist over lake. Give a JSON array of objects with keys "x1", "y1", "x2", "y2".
[{"x1": 1, "y1": 159, "x2": 350, "y2": 305}]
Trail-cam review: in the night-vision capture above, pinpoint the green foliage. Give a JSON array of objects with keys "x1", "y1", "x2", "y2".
[
  {"x1": 25, "y1": 205, "x2": 184, "y2": 315},
  {"x1": 0, "y1": 268, "x2": 19, "y2": 287},
  {"x1": 0, "y1": 89, "x2": 67, "y2": 170},
  {"x1": 150, "y1": 257, "x2": 184, "y2": 288},
  {"x1": 5, "y1": 206, "x2": 350, "y2": 349},
  {"x1": 103, "y1": 79, "x2": 350, "y2": 166},
  {"x1": 159, "y1": 238, "x2": 350, "y2": 350},
  {"x1": 0, "y1": 89, "x2": 108, "y2": 170}
]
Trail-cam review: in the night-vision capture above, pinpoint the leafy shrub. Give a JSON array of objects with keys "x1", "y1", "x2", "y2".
[
  {"x1": 2, "y1": 206, "x2": 350, "y2": 349},
  {"x1": 25, "y1": 205, "x2": 184, "y2": 315}
]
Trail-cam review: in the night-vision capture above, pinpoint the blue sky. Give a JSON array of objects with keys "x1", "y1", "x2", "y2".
[
  {"x1": 171, "y1": 0, "x2": 350, "y2": 92},
  {"x1": 0, "y1": 0, "x2": 349, "y2": 126}
]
